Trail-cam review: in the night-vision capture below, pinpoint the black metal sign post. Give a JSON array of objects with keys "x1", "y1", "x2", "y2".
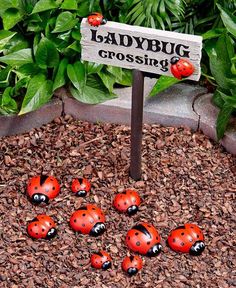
[{"x1": 130, "y1": 70, "x2": 144, "y2": 181}]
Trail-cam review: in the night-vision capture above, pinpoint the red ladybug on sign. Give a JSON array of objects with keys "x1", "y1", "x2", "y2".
[
  {"x1": 27, "y1": 175, "x2": 60, "y2": 204},
  {"x1": 170, "y1": 56, "x2": 194, "y2": 80},
  {"x1": 113, "y1": 189, "x2": 141, "y2": 215},
  {"x1": 71, "y1": 178, "x2": 91, "y2": 197},
  {"x1": 90, "y1": 251, "x2": 112, "y2": 270},
  {"x1": 87, "y1": 13, "x2": 107, "y2": 27},
  {"x1": 27, "y1": 215, "x2": 57, "y2": 240},
  {"x1": 122, "y1": 255, "x2": 143, "y2": 276},
  {"x1": 70, "y1": 204, "x2": 106, "y2": 236},
  {"x1": 167, "y1": 224, "x2": 205, "y2": 256},
  {"x1": 126, "y1": 222, "x2": 162, "y2": 257}
]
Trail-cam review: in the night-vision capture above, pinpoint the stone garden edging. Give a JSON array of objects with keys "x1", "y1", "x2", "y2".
[{"x1": 0, "y1": 78, "x2": 235, "y2": 155}]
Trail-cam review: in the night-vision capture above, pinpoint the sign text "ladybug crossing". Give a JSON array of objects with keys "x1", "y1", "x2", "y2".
[{"x1": 81, "y1": 19, "x2": 202, "y2": 80}]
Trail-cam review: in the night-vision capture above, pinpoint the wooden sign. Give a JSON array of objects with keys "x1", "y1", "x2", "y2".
[{"x1": 81, "y1": 18, "x2": 202, "y2": 81}]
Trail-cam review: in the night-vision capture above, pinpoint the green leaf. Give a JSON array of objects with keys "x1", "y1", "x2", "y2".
[
  {"x1": 0, "y1": 0, "x2": 18, "y2": 15},
  {"x1": 2, "y1": 8, "x2": 22, "y2": 30},
  {"x1": 53, "y1": 58, "x2": 69, "y2": 91},
  {"x1": 3, "y1": 33, "x2": 29, "y2": 54},
  {"x1": 35, "y1": 38, "x2": 59, "y2": 69},
  {"x1": 52, "y1": 11, "x2": 78, "y2": 33},
  {"x1": 86, "y1": 62, "x2": 103, "y2": 75},
  {"x1": 1, "y1": 87, "x2": 18, "y2": 114},
  {"x1": 32, "y1": 0, "x2": 58, "y2": 14},
  {"x1": 67, "y1": 61, "x2": 85, "y2": 92},
  {"x1": 217, "y1": 4, "x2": 236, "y2": 38},
  {"x1": 98, "y1": 70, "x2": 116, "y2": 93},
  {"x1": 69, "y1": 74, "x2": 116, "y2": 104},
  {"x1": 202, "y1": 28, "x2": 225, "y2": 40},
  {"x1": 217, "y1": 90, "x2": 236, "y2": 108},
  {"x1": 216, "y1": 103, "x2": 233, "y2": 140},
  {"x1": 19, "y1": 74, "x2": 53, "y2": 115},
  {"x1": 0, "y1": 48, "x2": 33, "y2": 66},
  {"x1": 77, "y1": 1, "x2": 90, "y2": 17},
  {"x1": 106, "y1": 66, "x2": 132, "y2": 86},
  {"x1": 212, "y1": 90, "x2": 225, "y2": 109},
  {"x1": 0, "y1": 30, "x2": 16, "y2": 51},
  {"x1": 18, "y1": 63, "x2": 42, "y2": 77},
  {"x1": 149, "y1": 76, "x2": 181, "y2": 97},
  {"x1": 61, "y1": 0, "x2": 77, "y2": 10},
  {"x1": 0, "y1": 65, "x2": 12, "y2": 88}
]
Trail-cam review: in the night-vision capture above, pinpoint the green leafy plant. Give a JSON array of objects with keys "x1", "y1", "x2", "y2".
[{"x1": 0, "y1": 0, "x2": 132, "y2": 115}]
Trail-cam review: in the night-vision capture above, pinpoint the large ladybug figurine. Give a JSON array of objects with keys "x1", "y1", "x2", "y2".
[
  {"x1": 87, "y1": 13, "x2": 107, "y2": 27},
  {"x1": 27, "y1": 175, "x2": 60, "y2": 205},
  {"x1": 170, "y1": 56, "x2": 194, "y2": 80},
  {"x1": 122, "y1": 255, "x2": 143, "y2": 276},
  {"x1": 70, "y1": 204, "x2": 106, "y2": 237},
  {"x1": 90, "y1": 251, "x2": 112, "y2": 270},
  {"x1": 71, "y1": 178, "x2": 91, "y2": 197},
  {"x1": 113, "y1": 189, "x2": 141, "y2": 216},
  {"x1": 27, "y1": 215, "x2": 57, "y2": 240},
  {"x1": 126, "y1": 222, "x2": 162, "y2": 257},
  {"x1": 167, "y1": 224, "x2": 205, "y2": 256}
]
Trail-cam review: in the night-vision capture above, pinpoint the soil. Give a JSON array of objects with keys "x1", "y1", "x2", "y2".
[{"x1": 0, "y1": 115, "x2": 235, "y2": 288}]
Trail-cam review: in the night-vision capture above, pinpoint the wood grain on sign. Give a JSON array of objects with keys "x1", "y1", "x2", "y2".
[{"x1": 81, "y1": 18, "x2": 202, "y2": 81}]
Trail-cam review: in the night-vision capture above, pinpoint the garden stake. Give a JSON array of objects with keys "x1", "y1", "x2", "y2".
[{"x1": 130, "y1": 70, "x2": 144, "y2": 180}]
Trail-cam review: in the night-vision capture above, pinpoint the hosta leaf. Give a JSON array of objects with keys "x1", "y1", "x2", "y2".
[
  {"x1": 2, "y1": 8, "x2": 22, "y2": 30},
  {"x1": 19, "y1": 74, "x2": 53, "y2": 115},
  {"x1": 0, "y1": 48, "x2": 33, "y2": 66},
  {"x1": 32, "y1": 0, "x2": 58, "y2": 14}
]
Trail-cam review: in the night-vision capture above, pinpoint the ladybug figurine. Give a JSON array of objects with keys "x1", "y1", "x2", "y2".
[
  {"x1": 70, "y1": 204, "x2": 106, "y2": 237},
  {"x1": 170, "y1": 56, "x2": 194, "y2": 80},
  {"x1": 126, "y1": 222, "x2": 162, "y2": 257},
  {"x1": 27, "y1": 215, "x2": 57, "y2": 240},
  {"x1": 113, "y1": 189, "x2": 141, "y2": 215},
  {"x1": 87, "y1": 12, "x2": 107, "y2": 27},
  {"x1": 27, "y1": 175, "x2": 60, "y2": 205},
  {"x1": 71, "y1": 178, "x2": 91, "y2": 197},
  {"x1": 167, "y1": 224, "x2": 205, "y2": 256},
  {"x1": 122, "y1": 255, "x2": 143, "y2": 276},
  {"x1": 90, "y1": 251, "x2": 112, "y2": 270}
]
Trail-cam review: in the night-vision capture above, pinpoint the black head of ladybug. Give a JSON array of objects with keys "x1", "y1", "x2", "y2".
[
  {"x1": 31, "y1": 193, "x2": 49, "y2": 205},
  {"x1": 189, "y1": 241, "x2": 205, "y2": 256},
  {"x1": 102, "y1": 260, "x2": 111, "y2": 270},
  {"x1": 170, "y1": 56, "x2": 180, "y2": 65},
  {"x1": 76, "y1": 190, "x2": 87, "y2": 197},
  {"x1": 127, "y1": 267, "x2": 138, "y2": 276},
  {"x1": 90, "y1": 222, "x2": 106, "y2": 237},
  {"x1": 127, "y1": 205, "x2": 139, "y2": 216},
  {"x1": 146, "y1": 243, "x2": 162, "y2": 257},
  {"x1": 45, "y1": 227, "x2": 57, "y2": 240}
]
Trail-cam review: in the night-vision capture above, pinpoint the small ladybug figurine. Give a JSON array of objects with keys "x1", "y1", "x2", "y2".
[
  {"x1": 71, "y1": 178, "x2": 91, "y2": 197},
  {"x1": 122, "y1": 255, "x2": 143, "y2": 276},
  {"x1": 27, "y1": 175, "x2": 60, "y2": 205},
  {"x1": 113, "y1": 189, "x2": 141, "y2": 215},
  {"x1": 90, "y1": 251, "x2": 112, "y2": 270},
  {"x1": 70, "y1": 204, "x2": 106, "y2": 237},
  {"x1": 126, "y1": 222, "x2": 162, "y2": 257},
  {"x1": 167, "y1": 224, "x2": 205, "y2": 256},
  {"x1": 87, "y1": 12, "x2": 107, "y2": 27},
  {"x1": 27, "y1": 215, "x2": 57, "y2": 240},
  {"x1": 170, "y1": 56, "x2": 194, "y2": 80}
]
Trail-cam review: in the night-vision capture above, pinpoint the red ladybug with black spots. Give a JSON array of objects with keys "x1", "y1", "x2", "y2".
[
  {"x1": 70, "y1": 204, "x2": 106, "y2": 236},
  {"x1": 113, "y1": 189, "x2": 141, "y2": 215},
  {"x1": 71, "y1": 178, "x2": 91, "y2": 197},
  {"x1": 126, "y1": 222, "x2": 162, "y2": 257},
  {"x1": 170, "y1": 56, "x2": 194, "y2": 80},
  {"x1": 122, "y1": 255, "x2": 143, "y2": 276},
  {"x1": 27, "y1": 215, "x2": 57, "y2": 240},
  {"x1": 27, "y1": 175, "x2": 60, "y2": 204},
  {"x1": 87, "y1": 12, "x2": 107, "y2": 27},
  {"x1": 90, "y1": 251, "x2": 112, "y2": 270},
  {"x1": 167, "y1": 224, "x2": 205, "y2": 256}
]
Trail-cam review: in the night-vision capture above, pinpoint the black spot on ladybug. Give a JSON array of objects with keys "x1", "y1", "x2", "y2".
[
  {"x1": 132, "y1": 224, "x2": 151, "y2": 239},
  {"x1": 36, "y1": 233, "x2": 38, "y2": 235},
  {"x1": 78, "y1": 178, "x2": 83, "y2": 185},
  {"x1": 42, "y1": 229, "x2": 45, "y2": 232},
  {"x1": 82, "y1": 214, "x2": 86, "y2": 217},
  {"x1": 181, "y1": 242, "x2": 185, "y2": 246},
  {"x1": 197, "y1": 235, "x2": 199, "y2": 238},
  {"x1": 147, "y1": 241, "x2": 150, "y2": 245},
  {"x1": 136, "y1": 241, "x2": 140, "y2": 246},
  {"x1": 173, "y1": 238, "x2": 176, "y2": 243},
  {"x1": 40, "y1": 175, "x2": 48, "y2": 186},
  {"x1": 98, "y1": 216, "x2": 101, "y2": 220},
  {"x1": 181, "y1": 232, "x2": 184, "y2": 236},
  {"x1": 74, "y1": 219, "x2": 76, "y2": 223},
  {"x1": 190, "y1": 226, "x2": 194, "y2": 229},
  {"x1": 124, "y1": 202, "x2": 127, "y2": 205},
  {"x1": 52, "y1": 187, "x2": 55, "y2": 190},
  {"x1": 34, "y1": 224, "x2": 37, "y2": 226},
  {"x1": 118, "y1": 204, "x2": 120, "y2": 207},
  {"x1": 128, "y1": 236, "x2": 130, "y2": 240},
  {"x1": 135, "y1": 232, "x2": 139, "y2": 236},
  {"x1": 34, "y1": 187, "x2": 38, "y2": 190},
  {"x1": 130, "y1": 255, "x2": 134, "y2": 261},
  {"x1": 50, "y1": 178, "x2": 54, "y2": 181},
  {"x1": 82, "y1": 224, "x2": 85, "y2": 227},
  {"x1": 92, "y1": 207, "x2": 96, "y2": 210},
  {"x1": 156, "y1": 236, "x2": 159, "y2": 240}
]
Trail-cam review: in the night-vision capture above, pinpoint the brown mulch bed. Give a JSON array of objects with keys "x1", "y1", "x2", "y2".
[{"x1": 0, "y1": 115, "x2": 235, "y2": 288}]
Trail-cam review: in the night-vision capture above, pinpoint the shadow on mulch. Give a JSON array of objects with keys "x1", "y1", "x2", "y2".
[{"x1": 0, "y1": 115, "x2": 235, "y2": 288}]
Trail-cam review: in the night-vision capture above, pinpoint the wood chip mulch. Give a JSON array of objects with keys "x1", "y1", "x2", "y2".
[{"x1": 0, "y1": 115, "x2": 235, "y2": 288}]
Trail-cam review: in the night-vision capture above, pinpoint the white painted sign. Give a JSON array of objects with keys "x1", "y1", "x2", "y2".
[{"x1": 81, "y1": 19, "x2": 202, "y2": 81}]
